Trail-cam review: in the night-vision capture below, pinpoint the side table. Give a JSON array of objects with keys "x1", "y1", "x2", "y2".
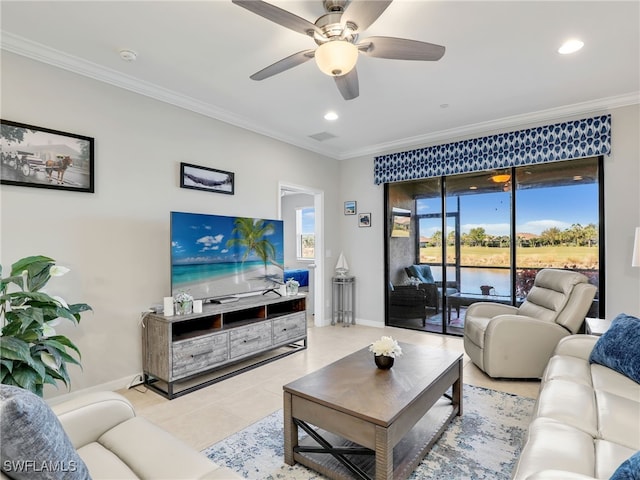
[
  {"x1": 331, "y1": 276, "x2": 355, "y2": 326},
  {"x1": 585, "y1": 317, "x2": 611, "y2": 336}
]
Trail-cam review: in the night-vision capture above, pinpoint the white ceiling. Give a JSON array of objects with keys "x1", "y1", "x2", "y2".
[{"x1": 2, "y1": 1, "x2": 639, "y2": 160}]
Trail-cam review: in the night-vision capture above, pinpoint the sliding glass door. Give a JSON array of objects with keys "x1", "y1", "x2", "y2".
[
  {"x1": 443, "y1": 170, "x2": 513, "y2": 333},
  {"x1": 385, "y1": 156, "x2": 603, "y2": 335}
]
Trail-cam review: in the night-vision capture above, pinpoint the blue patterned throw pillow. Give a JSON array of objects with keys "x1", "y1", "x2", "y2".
[
  {"x1": 610, "y1": 451, "x2": 640, "y2": 480},
  {"x1": 0, "y1": 385, "x2": 90, "y2": 479},
  {"x1": 589, "y1": 313, "x2": 640, "y2": 384}
]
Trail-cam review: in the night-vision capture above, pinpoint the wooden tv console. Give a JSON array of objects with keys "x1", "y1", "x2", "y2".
[{"x1": 142, "y1": 293, "x2": 307, "y2": 399}]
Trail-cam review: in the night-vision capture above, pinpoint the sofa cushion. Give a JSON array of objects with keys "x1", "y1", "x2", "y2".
[
  {"x1": 596, "y1": 391, "x2": 640, "y2": 450},
  {"x1": 98, "y1": 416, "x2": 222, "y2": 479},
  {"x1": 610, "y1": 451, "x2": 640, "y2": 480},
  {"x1": 591, "y1": 364, "x2": 640, "y2": 402},
  {"x1": 534, "y1": 379, "x2": 597, "y2": 437},
  {"x1": 0, "y1": 385, "x2": 90, "y2": 480},
  {"x1": 543, "y1": 354, "x2": 593, "y2": 387},
  {"x1": 512, "y1": 417, "x2": 596, "y2": 479},
  {"x1": 77, "y1": 442, "x2": 139, "y2": 479},
  {"x1": 589, "y1": 313, "x2": 640, "y2": 384},
  {"x1": 596, "y1": 440, "x2": 640, "y2": 480}
]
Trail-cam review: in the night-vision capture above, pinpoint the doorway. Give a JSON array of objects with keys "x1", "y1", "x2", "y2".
[{"x1": 279, "y1": 182, "x2": 325, "y2": 326}]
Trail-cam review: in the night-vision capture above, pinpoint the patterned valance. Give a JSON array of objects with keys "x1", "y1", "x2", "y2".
[{"x1": 374, "y1": 115, "x2": 611, "y2": 184}]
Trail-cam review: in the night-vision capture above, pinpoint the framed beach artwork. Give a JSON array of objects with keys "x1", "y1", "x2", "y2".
[
  {"x1": 0, "y1": 119, "x2": 95, "y2": 193},
  {"x1": 358, "y1": 213, "x2": 371, "y2": 228},
  {"x1": 180, "y1": 162, "x2": 234, "y2": 195},
  {"x1": 344, "y1": 201, "x2": 357, "y2": 215}
]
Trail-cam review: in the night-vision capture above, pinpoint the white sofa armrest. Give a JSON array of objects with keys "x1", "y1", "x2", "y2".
[
  {"x1": 51, "y1": 391, "x2": 136, "y2": 449},
  {"x1": 551, "y1": 334, "x2": 598, "y2": 360}
]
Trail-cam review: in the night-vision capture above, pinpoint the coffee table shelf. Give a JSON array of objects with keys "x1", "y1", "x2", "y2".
[{"x1": 293, "y1": 398, "x2": 456, "y2": 480}]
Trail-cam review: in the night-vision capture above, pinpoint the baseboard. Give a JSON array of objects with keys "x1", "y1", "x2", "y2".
[
  {"x1": 45, "y1": 373, "x2": 145, "y2": 405},
  {"x1": 354, "y1": 318, "x2": 384, "y2": 328}
]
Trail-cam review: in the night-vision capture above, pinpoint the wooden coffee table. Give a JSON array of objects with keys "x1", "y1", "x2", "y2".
[{"x1": 283, "y1": 342, "x2": 462, "y2": 480}]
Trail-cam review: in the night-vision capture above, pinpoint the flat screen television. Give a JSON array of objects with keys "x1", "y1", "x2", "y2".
[{"x1": 170, "y1": 211, "x2": 284, "y2": 301}]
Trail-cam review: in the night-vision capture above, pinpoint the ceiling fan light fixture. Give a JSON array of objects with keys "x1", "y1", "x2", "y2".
[
  {"x1": 324, "y1": 111, "x2": 339, "y2": 120},
  {"x1": 315, "y1": 40, "x2": 358, "y2": 76},
  {"x1": 558, "y1": 38, "x2": 584, "y2": 55}
]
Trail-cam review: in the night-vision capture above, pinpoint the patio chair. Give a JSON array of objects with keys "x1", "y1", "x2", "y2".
[
  {"x1": 388, "y1": 283, "x2": 433, "y2": 326},
  {"x1": 463, "y1": 268, "x2": 597, "y2": 379},
  {"x1": 404, "y1": 265, "x2": 458, "y2": 314}
]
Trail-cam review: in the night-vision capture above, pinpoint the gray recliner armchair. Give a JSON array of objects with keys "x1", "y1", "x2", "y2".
[{"x1": 463, "y1": 268, "x2": 597, "y2": 379}]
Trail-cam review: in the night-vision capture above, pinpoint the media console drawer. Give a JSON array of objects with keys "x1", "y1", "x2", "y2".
[
  {"x1": 229, "y1": 321, "x2": 272, "y2": 359},
  {"x1": 273, "y1": 312, "x2": 306, "y2": 344},
  {"x1": 173, "y1": 332, "x2": 229, "y2": 379}
]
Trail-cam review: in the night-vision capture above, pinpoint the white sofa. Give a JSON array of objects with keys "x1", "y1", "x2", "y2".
[
  {"x1": 0, "y1": 389, "x2": 240, "y2": 480},
  {"x1": 511, "y1": 334, "x2": 640, "y2": 480}
]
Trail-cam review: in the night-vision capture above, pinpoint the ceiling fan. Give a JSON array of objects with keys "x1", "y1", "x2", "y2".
[{"x1": 232, "y1": 0, "x2": 445, "y2": 100}]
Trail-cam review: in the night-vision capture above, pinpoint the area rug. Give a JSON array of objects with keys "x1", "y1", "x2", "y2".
[{"x1": 203, "y1": 384, "x2": 535, "y2": 480}]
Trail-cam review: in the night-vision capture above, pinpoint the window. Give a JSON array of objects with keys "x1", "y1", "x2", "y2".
[
  {"x1": 296, "y1": 207, "x2": 315, "y2": 260},
  {"x1": 514, "y1": 158, "x2": 600, "y2": 300},
  {"x1": 386, "y1": 157, "x2": 603, "y2": 336}
]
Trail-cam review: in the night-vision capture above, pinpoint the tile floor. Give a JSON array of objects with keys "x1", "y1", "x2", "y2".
[{"x1": 119, "y1": 323, "x2": 540, "y2": 451}]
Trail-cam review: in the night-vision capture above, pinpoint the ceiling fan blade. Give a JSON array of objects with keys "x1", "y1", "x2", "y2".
[
  {"x1": 250, "y1": 49, "x2": 315, "y2": 81},
  {"x1": 232, "y1": 0, "x2": 323, "y2": 37},
  {"x1": 334, "y1": 68, "x2": 359, "y2": 100},
  {"x1": 341, "y1": 0, "x2": 393, "y2": 32},
  {"x1": 359, "y1": 36, "x2": 445, "y2": 61}
]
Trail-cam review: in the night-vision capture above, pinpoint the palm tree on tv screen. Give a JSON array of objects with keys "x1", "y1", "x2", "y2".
[{"x1": 227, "y1": 218, "x2": 276, "y2": 277}]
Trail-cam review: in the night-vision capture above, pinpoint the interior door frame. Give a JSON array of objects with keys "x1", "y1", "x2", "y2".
[{"x1": 278, "y1": 182, "x2": 325, "y2": 326}]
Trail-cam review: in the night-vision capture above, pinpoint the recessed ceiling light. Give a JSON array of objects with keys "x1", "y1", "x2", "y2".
[
  {"x1": 119, "y1": 49, "x2": 138, "y2": 62},
  {"x1": 558, "y1": 39, "x2": 584, "y2": 55},
  {"x1": 469, "y1": 186, "x2": 478, "y2": 190},
  {"x1": 324, "y1": 111, "x2": 339, "y2": 121}
]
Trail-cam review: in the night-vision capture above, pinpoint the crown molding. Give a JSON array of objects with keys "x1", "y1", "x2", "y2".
[
  {"x1": 342, "y1": 91, "x2": 640, "y2": 160},
  {"x1": 1, "y1": 32, "x2": 336, "y2": 159},
  {"x1": 3, "y1": 32, "x2": 638, "y2": 162}
]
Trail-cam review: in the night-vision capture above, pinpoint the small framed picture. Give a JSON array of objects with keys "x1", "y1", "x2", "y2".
[
  {"x1": 344, "y1": 201, "x2": 357, "y2": 215},
  {"x1": 180, "y1": 162, "x2": 234, "y2": 195},
  {"x1": 1, "y1": 119, "x2": 94, "y2": 193},
  {"x1": 358, "y1": 213, "x2": 371, "y2": 228}
]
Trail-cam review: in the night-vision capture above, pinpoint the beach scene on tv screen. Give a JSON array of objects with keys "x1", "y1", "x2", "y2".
[{"x1": 171, "y1": 212, "x2": 284, "y2": 300}]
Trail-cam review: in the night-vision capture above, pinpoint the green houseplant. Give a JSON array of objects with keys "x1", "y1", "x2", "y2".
[{"x1": 0, "y1": 255, "x2": 92, "y2": 396}]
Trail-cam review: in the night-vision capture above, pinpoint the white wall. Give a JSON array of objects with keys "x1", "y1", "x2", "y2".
[
  {"x1": 0, "y1": 53, "x2": 342, "y2": 398},
  {"x1": 341, "y1": 104, "x2": 640, "y2": 325}
]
